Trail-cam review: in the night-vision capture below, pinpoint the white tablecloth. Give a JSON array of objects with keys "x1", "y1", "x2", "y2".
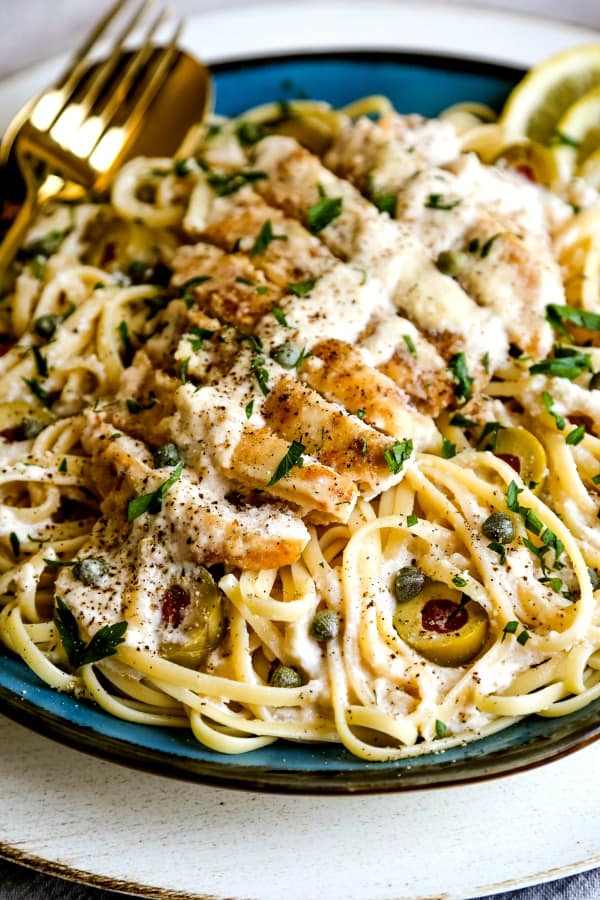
[{"x1": 0, "y1": 2, "x2": 598, "y2": 899}]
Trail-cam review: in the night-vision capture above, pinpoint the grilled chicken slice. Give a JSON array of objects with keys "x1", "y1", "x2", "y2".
[
  {"x1": 300, "y1": 338, "x2": 442, "y2": 443},
  {"x1": 81, "y1": 414, "x2": 310, "y2": 570},
  {"x1": 262, "y1": 374, "x2": 413, "y2": 498},
  {"x1": 173, "y1": 380, "x2": 358, "y2": 523},
  {"x1": 250, "y1": 136, "x2": 508, "y2": 377},
  {"x1": 170, "y1": 241, "x2": 281, "y2": 332},
  {"x1": 105, "y1": 350, "x2": 177, "y2": 446},
  {"x1": 325, "y1": 112, "x2": 461, "y2": 198}
]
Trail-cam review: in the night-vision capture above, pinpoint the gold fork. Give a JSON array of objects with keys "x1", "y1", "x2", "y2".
[{"x1": 0, "y1": 0, "x2": 211, "y2": 277}]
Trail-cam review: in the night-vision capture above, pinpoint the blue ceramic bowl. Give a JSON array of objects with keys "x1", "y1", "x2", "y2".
[{"x1": 2, "y1": 51, "x2": 599, "y2": 793}]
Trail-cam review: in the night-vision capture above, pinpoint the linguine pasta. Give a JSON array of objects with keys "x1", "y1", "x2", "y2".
[{"x1": 0, "y1": 93, "x2": 599, "y2": 762}]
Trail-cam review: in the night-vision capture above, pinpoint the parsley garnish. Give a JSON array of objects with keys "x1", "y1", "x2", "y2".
[
  {"x1": 58, "y1": 457, "x2": 67, "y2": 474},
  {"x1": 546, "y1": 304, "x2": 600, "y2": 333},
  {"x1": 30, "y1": 345, "x2": 48, "y2": 378},
  {"x1": 306, "y1": 194, "x2": 343, "y2": 233},
  {"x1": 402, "y1": 334, "x2": 417, "y2": 357},
  {"x1": 287, "y1": 279, "x2": 316, "y2": 297},
  {"x1": 424, "y1": 194, "x2": 461, "y2": 211},
  {"x1": 549, "y1": 131, "x2": 581, "y2": 148},
  {"x1": 54, "y1": 597, "x2": 127, "y2": 668},
  {"x1": 530, "y1": 346, "x2": 592, "y2": 380},
  {"x1": 127, "y1": 460, "x2": 184, "y2": 522},
  {"x1": 448, "y1": 352, "x2": 474, "y2": 403},
  {"x1": 22, "y1": 377, "x2": 52, "y2": 408},
  {"x1": 566, "y1": 424, "x2": 585, "y2": 445},
  {"x1": 441, "y1": 438, "x2": 456, "y2": 459},
  {"x1": 450, "y1": 413, "x2": 477, "y2": 427},
  {"x1": 383, "y1": 438, "x2": 413, "y2": 475},
  {"x1": 407, "y1": 514, "x2": 418, "y2": 527},
  {"x1": 488, "y1": 541, "x2": 507, "y2": 564},
  {"x1": 21, "y1": 230, "x2": 66, "y2": 259},
  {"x1": 251, "y1": 220, "x2": 288, "y2": 255},
  {"x1": 126, "y1": 396, "x2": 157, "y2": 414},
  {"x1": 272, "y1": 306, "x2": 289, "y2": 327},
  {"x1": 480, "y1": 233, "x2": 503, "y2": 258},
  {"x1": 235, "y1": 120, "x2": 267, "y2": 145},
  {"x1": 118, "y1": 320, "x2": 135, "y2": 366},
  {"x1": 250, "y1": 355, "x2": 270, "y2": 395},
  {"x1": 374, "y1": 192, "x2": 397, "y2": 216},
  {"x1": 452, "y1": 575, "x2": 467, "y2": 588},
  {"x1": 245, "y1": 399, "x2": 254, "y2": 419},
  {"x1": 186, "y1": 326, "x2": 214, "y2": 351},
  {"x1": 435, "y1": 719, "x2": 447, "y2": 738},
  {"x1": 180, "y1": 357, "x2": 191, "y2": 384},
  {"x1": 541, "y1": 391, "x2": 565, "y2": 430},
  {"x1": 207, "y1": 169, "x2": 267, "y2": 197},
  {"x1": 268, "y1": 440, "x2": 305, "y2": 486}
]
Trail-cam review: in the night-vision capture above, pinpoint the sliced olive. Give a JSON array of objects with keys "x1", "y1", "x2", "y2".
[
  {"x1": 310, "y1": 609, "x2": 339, "y2": 642},
  {"x1": 482, "y1": 426, "x2": 547, "y2": 492},
  {"x1": 269, "y1": 664, "x2": 303, "y2": 688},
  {"x1": 393, "y1": 582, "x2": 488, "y2": 667},
  {"x1": 482, "y1": 512, "x2": 515, "y2": 544},
  {"x1": 159, "y1": 567, "x2": 224, "y2": 668},
  {"x1": 394, "y1": 565, "x2": 426, "y2": 603},
  {"x1": 492, "y1": 141, "x2": 559, "y2": 188}
]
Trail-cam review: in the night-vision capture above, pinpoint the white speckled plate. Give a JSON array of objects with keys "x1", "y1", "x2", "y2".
[{"x1": 0, "y1": 3, "x2": 600, "y2": 897}]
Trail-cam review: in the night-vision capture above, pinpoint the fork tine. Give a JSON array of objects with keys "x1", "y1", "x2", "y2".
[
  {"x1": 74, "y1": 0, "x2": 157, "y2": 118},
  {"x1": 92, "y1": 5, "x2": 172, "y2": 127},
  {"x1": 31, "y1": 0, "x2": 150, "y2": 135},
  {"x1": 88, "y1": 16, "x2": 183, "y2": 172}
]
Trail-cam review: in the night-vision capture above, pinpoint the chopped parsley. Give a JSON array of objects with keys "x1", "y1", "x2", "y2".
[
  {"x1": 530, "y1": 346, "x2": 592, "y2": 380},
  {"x1": 452, "y1": 575, "x2": 467, "y2": 588},
  {"x1": 185, "y1": 325, "x2": 214, "y2": 351},
  {"x1": 268, "y1": 440, "x2": 305, "y2": 486},
  {"x1": 424, "y1": 193, "x2": 461, "y2": 211},
  {"x1": 383, "y1": 438, "x2": 413, "y2": 475},
  {"x1": 235, "y1": 120, "x2": 268, "y2": 145},
  {"x1": 272, "y1": 306, "x2": 289, "y2": 327},
  {"x1": 546, "y1": 304, "x2": 600, "y2": 333},
  {"x1": 54, "y1": 596, "x2": 127, "y2": 668},
  {"x1": 450, "y1": 413, "x2": 477, "y2": 428},
  {"x1": 480, "y1": 233, "x2": 503, "y2": 258},
  {"x1": 435, "y1": 719, "x2": 447, "y2": 738},
  {"x1": 207, "y1": 169, "x2": 267, "y2": 197},
  {"x1": 245, "y1": 399, "x2": 254, "y2": 419},
  {"x1": 22, "y1": 377, "x2": 52, "y2": 408},
  {"x1": 448, "y1": 352, "x2": 474, "y2": 403},
  {"x1": 127, "y1": 460, "x2": 184, "y2": 522},
  {"x1": 407, "y1": 514, "x2": 418, "y2": 527},
  {"x1": 441, "y1": 437, "x2": 456, "y2": 459},
  {"x1": 250, "y1": 355, "x2": 270, "y2": 396},
  {"x1": 488, "y1": 541, "x2": 508, "y2": 564},
  {"x1": 306, "y1": 194, "x2": 343, "y2": 233},
  {"x1": 287, "y1": 279, "x2": 316, "y2": 297},
  {"x1": 541, "y1": 391, "x2": 565, "y2": 430},
  {"x1": 374, "y1": 192, "x2": 397, "y2": 216},
  {"x1": 126, "y1": 396, "x2": 157, "y2": 414},
  {"x1": 251, "y1": 220, "x2": 288, "y2": 255},
  {"x1": 9, "y1": 532, "x2": 19, "y2": 559},
  {"x1": 566, "y1": 424, "x2": 586, "y2": 445},
  {"x1": 402, "y1": 334, "x2": 417, "y2": 357}
]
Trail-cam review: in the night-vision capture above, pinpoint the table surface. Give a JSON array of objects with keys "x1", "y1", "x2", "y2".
[{"x1": 1, "y1": 2, "x2": 599, "y2": 899}]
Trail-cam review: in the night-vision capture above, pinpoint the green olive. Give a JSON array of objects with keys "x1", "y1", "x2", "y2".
[
  {"x1": 492, "y1": 141, "x2": 559, "y2": 188},
  {"x1": 394, "y1": 565, "x2": 426, "y2": 603},
  {"x1": 159, "y1": 567, "x2": 224, "y2": 668},
  {"x1": 482, "y1": 512, "x2": 515, "y2": 544},
  {"x1": 269, "y1": 664, "x2": 303, "y2": 688},
  {"x1": 310, "y1": 609, "x2": 339, "y2": 642},
  {"x1": 483, "y1": 426, "x2": 547, "y2": 492},
  {"x1": 393, "y1": 582, "x2": 488, "y2": 667}
]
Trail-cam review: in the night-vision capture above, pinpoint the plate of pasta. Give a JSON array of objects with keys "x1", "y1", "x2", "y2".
[{"x1": 1, "y1": 11, "x2": 600, "y2": 794}]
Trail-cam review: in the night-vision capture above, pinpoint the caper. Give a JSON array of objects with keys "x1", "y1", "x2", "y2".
[
  {"x1": 482, "y1": 512, "x2": 515, "y2": 544},
  {"x1": 72, "y1": 555, "x2": 110, "y2": 586},
  {"x1": 310, "y1": 609, "x2": 340, "y2": 642},
  {"x1": 269, "y1": 664, "x2": 303, "y2": 688},
  {"x1": 435, "y1": 250, "x2": 467, "y2": 277},
  {"x1": 589, "y1": 371, "x2": 600, "y2": 391},
  {"x1": 270, "y1": 342, "x2": 304, "y2": 369},
  {"x1": 394, "y1": 565, "x2": 426, "y2": 603},
  {"x1": 21, "y1": 417, "x2": 47, "y2": 439},
  {"x1": 34, "y1": 313, "x2": 61, "y2": 340},
  {"x1": 153, "y1": 442, "x2": 184, "y2": 468}
]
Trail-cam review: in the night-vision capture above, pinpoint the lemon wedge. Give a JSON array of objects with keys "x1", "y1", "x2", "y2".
[
  {"x1": 501, "y1": 44, "x2": 600, "y2": 145},
  {"x1": 551, "y1": 85, "x2": 600, "y2": 180}
]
